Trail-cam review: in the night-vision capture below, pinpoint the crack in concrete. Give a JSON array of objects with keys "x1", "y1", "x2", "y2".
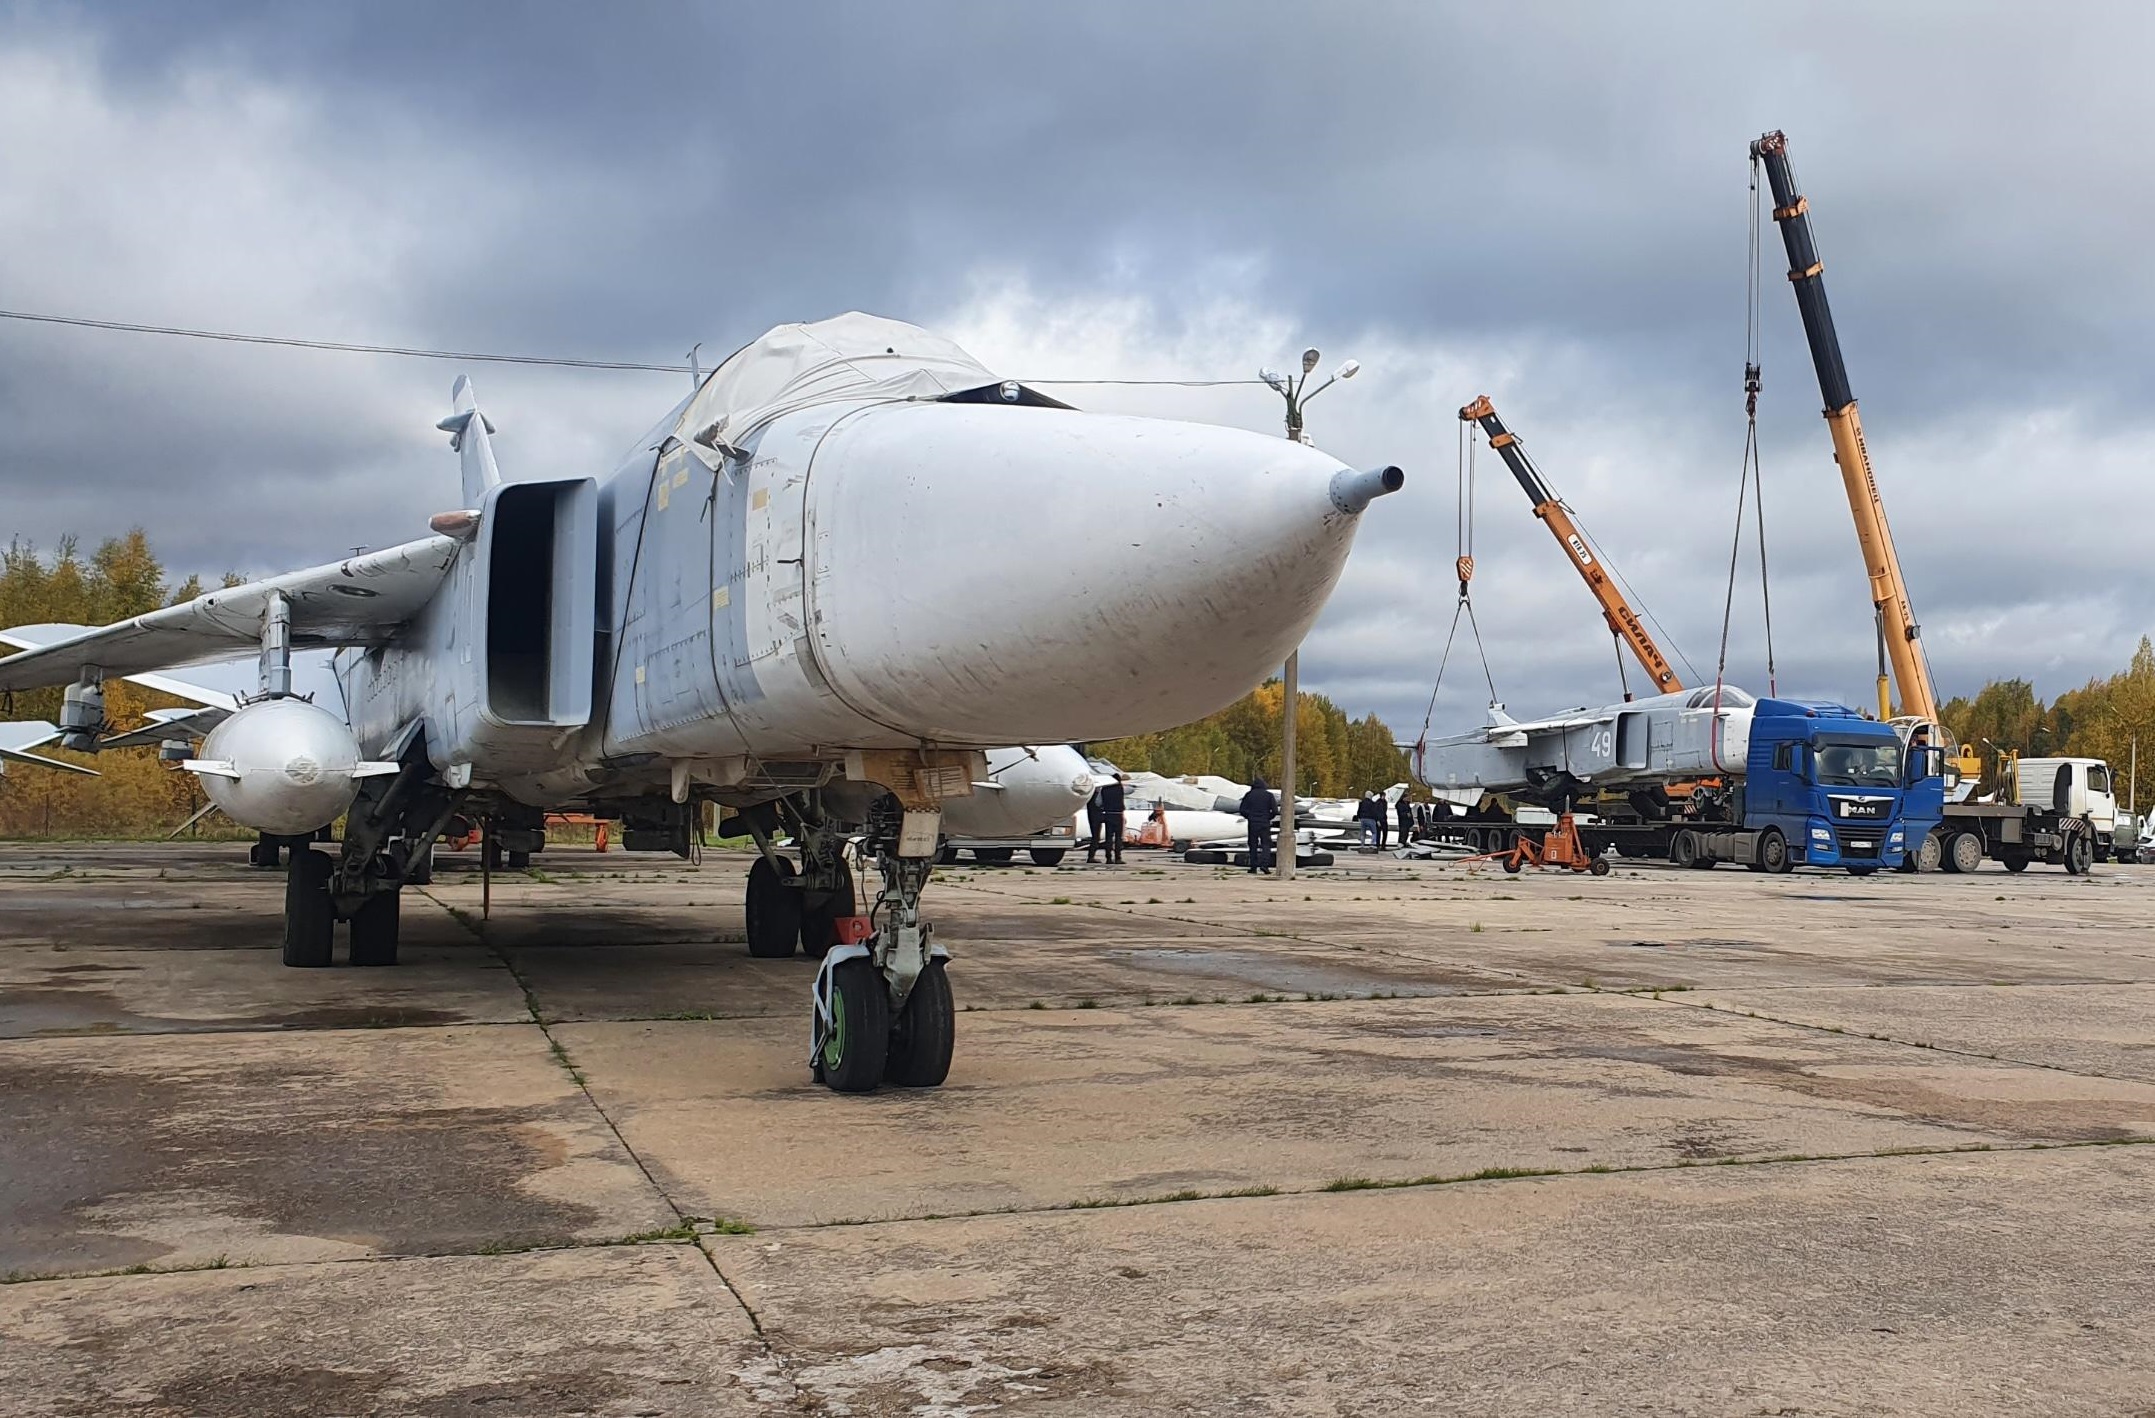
[
  {"x1": 423, "y1": 889, "x2": 816, "y2": 1412},
  {"x1": 1638, "y1": 987, "x2": 2155, "y2": 1086}
]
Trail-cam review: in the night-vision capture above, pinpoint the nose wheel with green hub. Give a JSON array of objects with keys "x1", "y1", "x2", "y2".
[{"x1": 808, "y1": 845, "x2": 955, "y2": 1093}]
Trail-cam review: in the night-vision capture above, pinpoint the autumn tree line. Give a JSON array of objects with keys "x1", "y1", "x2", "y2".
[
  {"x1": 1938, "y1": 636, "x2": 2155, "y2": 810},
  {"x1": 1088, "y1": 679, "x2": 1416, "y2": 799},
  {"x1": 0, "y1": 533, "x2": 257, "y2": 838},
  {"x1": 1, "y1": 531, "x2": 2148, "y2": 835}
]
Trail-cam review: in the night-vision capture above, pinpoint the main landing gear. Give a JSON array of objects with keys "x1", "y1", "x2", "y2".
[
  {"x1": 742, "y1": 805, "x2": 857, "y2": 959},
  {"x1": 282, "y1": 751, "x2": 462, "y2": 969}
]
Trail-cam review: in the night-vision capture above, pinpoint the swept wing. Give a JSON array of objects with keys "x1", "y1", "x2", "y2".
[
  {"x1": 0, "y1": 721, "x2": 96, "y2": 775},
  {"x1": 0, "y1": 538, "x2": 457, "y2": 692}
]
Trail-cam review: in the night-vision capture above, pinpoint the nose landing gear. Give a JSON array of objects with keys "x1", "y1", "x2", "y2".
[{"x1": 808, "y1": 802, "x2": 955, "y2": 1093}]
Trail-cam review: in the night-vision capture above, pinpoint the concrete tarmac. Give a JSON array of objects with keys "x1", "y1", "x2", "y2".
[{"x1": 2, "y1": 841, "x2": 2151, "y2": 1415}]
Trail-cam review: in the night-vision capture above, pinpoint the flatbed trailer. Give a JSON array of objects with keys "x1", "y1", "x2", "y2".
[{"x1": 1928, "y1": 804, "x2": 2093, "y2": 874}]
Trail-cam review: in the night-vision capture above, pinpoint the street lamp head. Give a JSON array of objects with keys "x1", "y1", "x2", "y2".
[
  {"x1": 1259, "y1": 368, "x2": 1288, "y2": 393},
  {"x1": 1335, "y1": 359, "x2": 1361, "y2": 381},
  {"x1": 1301, "y1": 348, "x2": 1321, "y2": 375}
]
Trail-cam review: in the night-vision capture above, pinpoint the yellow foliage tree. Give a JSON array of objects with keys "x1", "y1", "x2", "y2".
[
  {"x1": 1091, "y1": 680, "x2": 1412, "y2": 798},
  {"x1": 0, "y1": 532, "x2": 244, "y2": 839}
]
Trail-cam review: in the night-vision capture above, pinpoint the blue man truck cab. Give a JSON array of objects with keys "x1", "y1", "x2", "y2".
[{"x1": 1675, "y1": 699, "x2": 1938, "y2": 875}]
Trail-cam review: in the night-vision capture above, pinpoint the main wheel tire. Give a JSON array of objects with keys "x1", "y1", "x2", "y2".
[
  {"x1": 1758, "y1": 828, "x2": 1791, "y2": 875},
  {"x1": 404, "y1": 843, "x2": 434, "y2": 887},
  {"x1": 746, "y1": 855, "x2": 802, "y2": 958},
  {"x1": 816, "y1": 957, "x2": 890, "y2": 1093},
  {"x1": 1944, "y1": 830, "x2": 1983, "y2": 875},
  {"x1": 282, "y1": 849, "x2": 335, "y2": 968},
  {"x1": 799, "y1": 861, "x2": 856, "y2": 959},
  {"x1": 886, "y1": 957, "x2": 955, "y2": 1088},
  {"x1": 349, "y1": 888, "x2": 401, "y2": 967},
  {"x1": 2065, "y1": 828, "x2": 2095, "y2": 875},
  {"x1": 506, "y1": 849, "x2": 531, "y2": 870},
  {"x1": 971, "y1": 847, "x2": 1014, "y2": 865},
  {"x1": 936, "y1": 843, "x2": 960, "y2": 865},
  {"x1": 1029, "y1": 848, "x2": 1066, "y2": 867},
  {"x1": 2001, "y1": 853, "x2": 2030, "y2": 873},
  {"x1": 1670, "y1": 830, "x2": 1700, "y2": 869}
]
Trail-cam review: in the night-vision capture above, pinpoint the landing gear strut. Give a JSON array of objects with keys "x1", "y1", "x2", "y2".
[
  {"x1": 740, "y1": 796, "x2": 860, "y2": 960},
  {"x1": 809, "y1": 798, "x2": 955, "y2": 1093},
  {"x1": 277, "y1": 748, "x2": 460, "y2": 969}
]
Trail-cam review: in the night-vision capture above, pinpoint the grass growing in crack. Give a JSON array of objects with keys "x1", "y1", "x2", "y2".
[
  {"x1": 1329, "y1": 1164, "x2": 1562, "y2": 1194},
  {"x1": 1050, "y1": 896, "x2": 1074, "y2": 905},
  {"x1": 474, "y1": 1236, "x2": 574, "y2": 1256},
  {"x1": 1066, "y1": 1187, "x2": 1221, "y2": 1210},
  {"x1": 4, "y1": 1254, "x2": 234, "y2": 1285},
  {"x1": 547, "y1": 1039, "x2": 587, "y2": 1086},
  {"x1": 1076, "y1": 998, "x2": 1099, "y2": 1009},
  {"x1": 607, "y1": 1222, "x2": 699, "y2": 1245}
]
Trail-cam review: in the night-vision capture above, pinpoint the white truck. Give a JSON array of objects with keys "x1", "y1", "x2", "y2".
[{"x1": 1924, "y1": 756, "x2": 2115, "y2": 874}]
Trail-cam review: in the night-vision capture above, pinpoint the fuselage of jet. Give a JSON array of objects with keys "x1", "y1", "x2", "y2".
[{"x1": 1416, "y1": 687, "x2": 1759, "y2": 805}]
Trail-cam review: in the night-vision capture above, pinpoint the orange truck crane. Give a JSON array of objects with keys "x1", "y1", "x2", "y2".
[{"x1": 1459, "y1": 396, "x2": 1682, "y2": 699}]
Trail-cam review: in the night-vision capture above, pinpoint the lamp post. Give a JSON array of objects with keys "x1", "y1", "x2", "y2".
[{"x1": 1258, "y1": 348, "x2": 1360, "y2": 880}]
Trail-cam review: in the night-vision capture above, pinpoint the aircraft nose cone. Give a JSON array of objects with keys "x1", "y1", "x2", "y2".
[{"x1": 804, "y1": 403, "x2": 1398, "y2": 743}]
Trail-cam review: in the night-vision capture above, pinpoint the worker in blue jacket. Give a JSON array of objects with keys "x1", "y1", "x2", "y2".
[{"x1": 1240, "y1": 776, "x2": 1279, "y2": 874}]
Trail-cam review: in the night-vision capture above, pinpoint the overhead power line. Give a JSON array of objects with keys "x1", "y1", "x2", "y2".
[
  {"x1": 0, "y1": 306, "x2": 1266, "y2": 387},
  {"x1": 0, "y1": 306, "x2": 686, "y2": 372},
  {"x1": 1019, "y1": 377, "x2": 1263, "y2": 388}
]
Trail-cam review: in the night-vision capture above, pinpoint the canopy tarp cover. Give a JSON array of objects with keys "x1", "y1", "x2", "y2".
[{"x1": 672, "y1": 312, "x2": 1001, "y2": 465}]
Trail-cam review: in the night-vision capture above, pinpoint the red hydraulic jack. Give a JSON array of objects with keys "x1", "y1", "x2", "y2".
[{"x1": 1460, "y1": 814, "x2": 1611, "y2": 877}]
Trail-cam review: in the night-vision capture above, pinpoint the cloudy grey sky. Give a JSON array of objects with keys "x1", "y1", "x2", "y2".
[{"x1": 2, "y1": 1, "x2": 2149, "y2": 739}]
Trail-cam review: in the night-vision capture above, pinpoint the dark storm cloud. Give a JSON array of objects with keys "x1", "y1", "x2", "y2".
[{"x1": 2, "y1": 0, "x2": 2149, "y2": 734}]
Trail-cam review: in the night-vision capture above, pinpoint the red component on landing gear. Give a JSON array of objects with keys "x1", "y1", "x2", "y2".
[{"x1": 832, "y1": 915, "x2": 875, "y2": 945}]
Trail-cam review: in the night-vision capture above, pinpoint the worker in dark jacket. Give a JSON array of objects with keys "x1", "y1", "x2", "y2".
[
  {"x1": 1395, "y1": 794, "x2": 1414, "y2": 849},
  {"x1": 1098, "y1": 773, "x2": 1128, "y2": 864},
  {"x1": 1084, "y1": 785, "x2": 1105, "y2": 863},
  {"x1": 1240, "y1": 776, "x2": 1279, "y2": 874},
  {"x1": 1356, "y1": 792, "x2": 1384, "y2": 851}
]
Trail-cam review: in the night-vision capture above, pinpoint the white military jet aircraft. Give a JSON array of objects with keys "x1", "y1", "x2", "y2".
[
  {"x1": 1416, "y1": 686, "x2": 1759, "y2": 809},
  {"x1": 0, "y1": 314, "x2": 1401, "y2": 1092}
]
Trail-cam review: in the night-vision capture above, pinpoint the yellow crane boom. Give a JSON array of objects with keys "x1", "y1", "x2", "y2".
[{"x1": 1751, "y1": 129, "x2": 1981, "y2": 792}]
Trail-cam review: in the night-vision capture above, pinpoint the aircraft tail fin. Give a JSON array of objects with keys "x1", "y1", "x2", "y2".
[{"x1": 436, "y1": 376, "x2": 502, "y2": 506}]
